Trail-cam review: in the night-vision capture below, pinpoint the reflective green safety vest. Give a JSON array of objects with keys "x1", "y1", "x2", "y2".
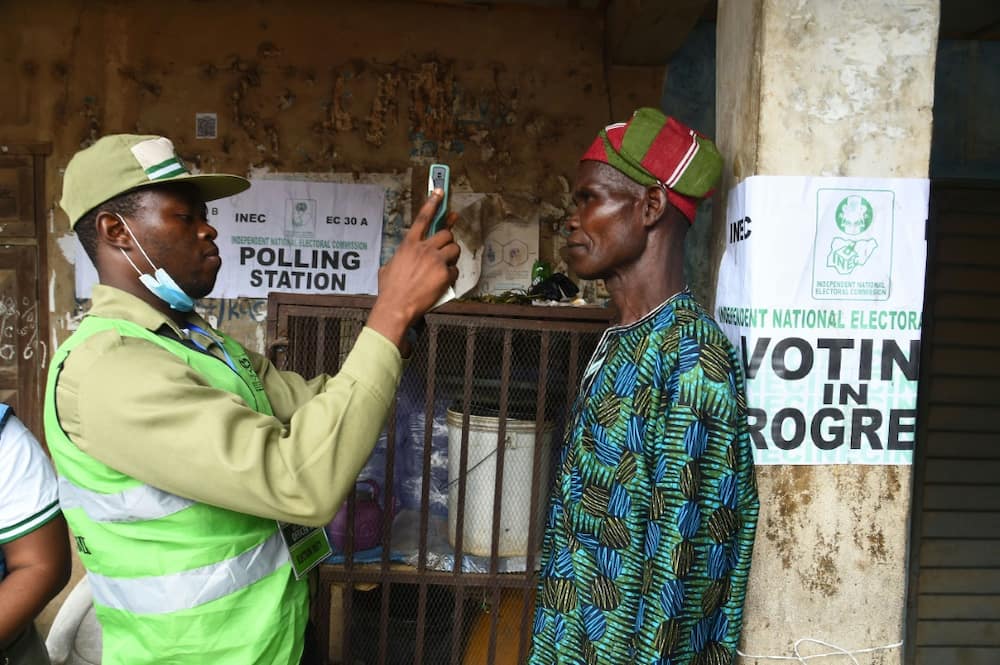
[{"x1": 45, "y1": 316, "x2": 307, "y2": 665}]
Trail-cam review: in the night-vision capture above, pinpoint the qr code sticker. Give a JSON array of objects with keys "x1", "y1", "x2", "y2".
[{"x1": 195, "y1": 113, "x2": 217, "y2": 139}]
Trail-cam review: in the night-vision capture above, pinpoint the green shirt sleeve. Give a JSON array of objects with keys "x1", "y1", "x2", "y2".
[{"x1": 57, "y1": 326, "x2": 403, "y2": 527}]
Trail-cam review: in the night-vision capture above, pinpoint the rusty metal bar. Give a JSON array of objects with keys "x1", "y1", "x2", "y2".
[
  {"x1": 377, "y1": 581, "x2": 391, "y2": 665},
  {"x1": 414, "y1": 323, "x2": 441, "y2": 665},
  {"x1": 315, "y1": 316, "x2": 329, "y2": 375},
  {"x1": 489, "y1": 328, "x2": 513, "y2": 574},
  {"x1": 320, "y1": 567, "x2": 537, "y2": 589},
  {"x1": 485, "y1": 328, "x2": 514, "y2": 665},
  {"x1": 452, "y1": 326, "x2": 476, "y2": 576},
  {"x1": 527, "y1": 329, "x2": 550, "y2": 569},
  {"x1": 272, "y1": 292, "x2": 613, "y2": 323},
  {"x1": 519, "y1": 587, "x2": 536, "y2": 663},
  {"x1": 343, "y1": 486, "x2": 356, "y2": 566},
  {"x1": 433, "y1": 312, "x2": 604, "y2": 334},
  {"x1": 341, "y1": 581, "x2": 354, "y2": 665},
  {"x1": 287, "y1": 317, "x2": 302, "y2": 373},
  {"x1": 415, "y1": 583, "x2": 428, "y2": 665},
  {"x1": 312, "y1": 579, "x2": 331, "y2": 665},
  {"x1": 339, "y1": 490, "x2": 357, "y2": 664},
  {"x1": 486, "y1": 585, "x2": 502, "y2": 665},
  {"x1": 449, "y1": 325, "x2": 478, "y2": 665},
  {"x1": 450, "y1": 586, "x2": 466, "y2": 665},
  {"x1": 374, "y1": 390, "x2": 398, "y2": 665},
  {"x1": 566, "y1": 332, "x2": 581, "y2": 414},
  {"x1": 519, "y1": 328, "x2": 551, "y2": 663},
  {"x1": 418, "y1": 324, "x2": 439, "y2": 573},
  {"x1": 381, "y1": 399, "x2": 397, "y2": 565}
]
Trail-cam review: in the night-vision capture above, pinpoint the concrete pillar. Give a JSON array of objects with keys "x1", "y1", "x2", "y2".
[{"x1": 714, "y1": 1, "x2": 939, "y2": 663}]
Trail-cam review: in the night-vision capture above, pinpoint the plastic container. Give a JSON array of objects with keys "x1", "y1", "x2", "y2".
[
  {"x1": 326, "y1": 479, "x2": 393, "y2": 552},
  {"x1": 446, "y1": 405, "x2": 553, "y2": 558},
  {"x1": 462, "y1": 588, "x2": 534, "y2": 665}
]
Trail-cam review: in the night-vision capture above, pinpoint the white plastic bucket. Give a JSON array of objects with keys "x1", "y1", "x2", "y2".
[{"x1": 446, "y1": 408, "x2": 553, "y2": 558}]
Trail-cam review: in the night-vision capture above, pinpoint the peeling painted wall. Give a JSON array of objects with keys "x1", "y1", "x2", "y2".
[
  {"x1": 756, "y1": 0, "x2": 937, "y2": 179},
  {"x1": 0, "y1": 0, "x2": 665, "y2": 352},
  {"x1": 716, "y1": 1, "x2": 939, "y2": 663},
  {"x1": 749, "y1": 466, "x2": 912, "y2": 665}
]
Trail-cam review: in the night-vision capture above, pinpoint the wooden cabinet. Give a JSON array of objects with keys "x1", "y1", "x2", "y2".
[{"x1": 266, "y1": 294, "x2": 611, "y2": 665}]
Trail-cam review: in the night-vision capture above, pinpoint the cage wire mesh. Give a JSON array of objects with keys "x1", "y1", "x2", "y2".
[{"x1": 277, "y1": 299, "x2": 607, "y2": 665}]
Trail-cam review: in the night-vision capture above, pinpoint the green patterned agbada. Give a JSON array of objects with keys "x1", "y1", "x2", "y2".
[{"x1": 529, "y1": 291, "x2": 758, "y2": 665}]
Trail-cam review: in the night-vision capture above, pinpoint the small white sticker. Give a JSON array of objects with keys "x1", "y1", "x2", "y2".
[{"x1": 195, "y1": 113, "x2": 218, "y2": 139}]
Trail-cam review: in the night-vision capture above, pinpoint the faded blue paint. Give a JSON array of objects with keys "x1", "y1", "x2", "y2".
[
  {"x1": 409, "y1": 131, "x2": 439, "y2": 157},
  {"x1": 661, "y1": 21, "x2": 716, "y2": 140},
  {"x1": 660, "y1": 21, "x2": 717, "y2": 306},
  {"x1": 196, "y1": 299, "x2": 268, "y2": 323}
]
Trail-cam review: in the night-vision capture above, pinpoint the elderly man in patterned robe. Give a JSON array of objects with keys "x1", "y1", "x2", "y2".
[{"x1": 529, "y1": 108, "x2": 759, "y2": 665}]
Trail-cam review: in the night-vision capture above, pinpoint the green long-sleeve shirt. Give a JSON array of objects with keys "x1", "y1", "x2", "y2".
[{"x1": 52, "y1": 285, "x2": 402, "y2": 527}]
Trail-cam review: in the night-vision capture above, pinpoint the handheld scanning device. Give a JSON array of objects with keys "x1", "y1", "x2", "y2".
[{"x1": 427, "y1": 163, "x2": 450, "y2": 236}]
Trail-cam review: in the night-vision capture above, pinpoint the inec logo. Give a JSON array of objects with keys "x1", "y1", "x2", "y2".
[
  {"x1": 835, "y1": 195, "x2": 873, "y2": 234},
  {"x1": 284, "y1": 198, "x2": 317, "y2": 238},
  {"x1": 827, "y1": 195, "x2": 877, "y2": 276},
  {"x1": 813, "y1": 189, "x2": 894, "y2": 301}
]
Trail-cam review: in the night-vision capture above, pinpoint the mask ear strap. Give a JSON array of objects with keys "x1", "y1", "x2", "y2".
[
  {"x1": 119, "y1": 247, "x2": 146, "y2": 277},
  {"x1": 115, "y1": 213, "x2": 159, "y2": 272}
]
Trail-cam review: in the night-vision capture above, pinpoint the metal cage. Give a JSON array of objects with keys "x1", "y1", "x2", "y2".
[{"x1": 267, "y1": 294, "x2": 611, "y2": 665}]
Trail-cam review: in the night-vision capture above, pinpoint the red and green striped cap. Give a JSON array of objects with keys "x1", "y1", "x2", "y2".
[
  {"x1": 580, "y1": 107, "x2": 722, "y2": 222},
  {"x1": 60, "y1": 134, "x2": 250, "y2": 228}
]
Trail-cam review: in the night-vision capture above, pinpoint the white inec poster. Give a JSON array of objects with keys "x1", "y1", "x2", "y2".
[
  {"x1": 714, "y1": 176, "x2": 928, "y2": 465},
  {"x1": 75, "y1": 178, "x2": 383, "y2": 299}
]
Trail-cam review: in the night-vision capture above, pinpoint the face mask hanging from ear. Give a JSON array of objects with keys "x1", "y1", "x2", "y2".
[{"x1": 115, "y1": 213, "x2": 196, "y2": 312}]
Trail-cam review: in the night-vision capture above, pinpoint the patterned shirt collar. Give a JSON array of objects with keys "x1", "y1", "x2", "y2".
[{"x1": 607, "y1": 287, "x2": 693, "y2": 332}]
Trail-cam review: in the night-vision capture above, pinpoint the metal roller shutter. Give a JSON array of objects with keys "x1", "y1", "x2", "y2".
[{"x1": 908, "y1": 182, "x2": 1000, "y2": 665}]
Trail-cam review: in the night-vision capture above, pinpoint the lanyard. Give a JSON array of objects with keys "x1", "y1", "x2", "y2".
[
  {"x1": 184, "y1": 323, "x2": 238, "y2": 373},
  {"x1": 173, "y1": 322, "x2": 271, "y2": 420}
]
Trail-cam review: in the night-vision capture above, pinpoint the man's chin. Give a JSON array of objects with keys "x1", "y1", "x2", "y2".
[
  {"x1": 569, "y1": 265, "x2": 606, "y2": 282},
  {"x1": 188, "y1": 281, "x2": 218, "y2": 300},
  {"x1": 191, "y1": 267, "x2": 222, "y2": 299}
]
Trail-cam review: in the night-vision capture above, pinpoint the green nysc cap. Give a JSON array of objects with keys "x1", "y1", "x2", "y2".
[{"x1": 60, "y1": 134, "x2": 251, "y2": 229}]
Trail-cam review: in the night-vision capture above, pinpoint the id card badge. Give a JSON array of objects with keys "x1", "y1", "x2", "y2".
[{"x1": 277, "y1": 521, "x2": 332, "y2": 580}]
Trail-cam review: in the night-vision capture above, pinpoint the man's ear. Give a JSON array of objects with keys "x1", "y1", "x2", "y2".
[
  {"x1": 95, "y1": 211, "x2": 131, "y2": 250},
  {"x1": 642, "y1": 184, "x2": 669, "y2": 227}
]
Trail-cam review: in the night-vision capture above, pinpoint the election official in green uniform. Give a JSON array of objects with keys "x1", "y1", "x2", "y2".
[{"x1": 46, "y1": 134, "x2": 459, "y2": 665}]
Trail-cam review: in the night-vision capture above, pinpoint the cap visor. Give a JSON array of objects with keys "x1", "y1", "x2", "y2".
[
  {"x1": 181, "y1": 174, "x2": 251, "y2": 202},
  {"x1": 131, "y1": 173, "x2": 251, "y2": 203}
]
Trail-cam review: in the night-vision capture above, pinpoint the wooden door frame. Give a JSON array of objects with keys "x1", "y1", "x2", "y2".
[{"x1": 0, "y1": 141, "x2": 51, "y2": 438}]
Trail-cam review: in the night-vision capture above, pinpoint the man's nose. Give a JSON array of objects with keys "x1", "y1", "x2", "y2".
[
  {"x1": 198, "y1": 221, "x2": 218, "y2": 240},
  {"x1": 559, "y1": 211, "x2": 579, "y2": 237}
]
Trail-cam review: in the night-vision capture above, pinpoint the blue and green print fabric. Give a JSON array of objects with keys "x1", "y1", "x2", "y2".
[{"x1": 529, "y1": 291, "x2": 759, "y2": 665}]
